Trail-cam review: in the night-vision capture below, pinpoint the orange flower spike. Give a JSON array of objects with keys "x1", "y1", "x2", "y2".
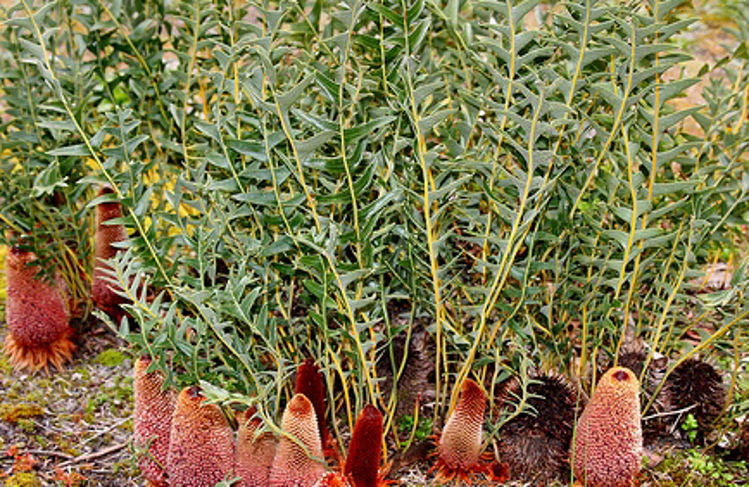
[
  {"x1": 3, "y1": 247, "x2": 75, "y2": 372},
  {"x1": 573, "y1": 367, "x2": 642, "y2": 487},
  {"x1": 166, "y1": 386, "x2": 235, "y2": 487},
  {"x1": 345, "y1": 405, "x2": 385, "y2": 487},
  {"x1": 133, "y1": 356, "x2": 175, "y2": 487},
  {"x1": 434, "y1": 378, "x2": 492, "y2": 483},
  {"x1": 235, "y1": 408, "x2": 278, "y2": 486},
  {"x1": 269, "y1": 394, "x2": 326, "y2": 487},
  {"x1": 92, "y1": 185, "x2": 128, "y2": 321}
]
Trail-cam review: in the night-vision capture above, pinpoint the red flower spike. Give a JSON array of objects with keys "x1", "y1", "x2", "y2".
[
  {"x1": 573, "y1": 367, "x2": 642, "y2": 487},
  {"x1": 235, "y1": 408, "x2": 278, "y2": 486},
  {"x1": 296, "y1": 358, "x2": 328, "y2": 443},
  {"x1": 269, "y1": 393, "x2": 326, "y2": 487},
  {"x1": 166, "y1": 386, "x2": 234, "y2": 487},
  {"x1": 345, "y1": 405, "x2": 384, "y2": 487},
  {"x1": 433, "y1": 379, "x2": 495, "y2": 484},
  {"x1": 92, "y1": 185, "x2": 128, "y2": 321},
  {"x1": 3, "y1": 247, "x2": 75, "y2": 372}
]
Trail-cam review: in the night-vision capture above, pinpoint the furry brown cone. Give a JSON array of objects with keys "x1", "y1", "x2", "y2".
[
  {"x1": 662, "y1": 359, "x2": 726, "y2": 440},
  {"x1": 497, "y1": 373, "x2": 579, "y2": 484}
]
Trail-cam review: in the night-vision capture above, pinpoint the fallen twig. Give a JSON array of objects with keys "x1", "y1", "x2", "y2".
[
  {"x1": 0, "y1": 449, "x2": 73, "y2": 461},
  {"x1": 56, "y1": 442, "x2": 128, "y2": 468}
]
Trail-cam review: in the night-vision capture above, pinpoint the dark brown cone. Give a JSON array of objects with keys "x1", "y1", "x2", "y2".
[
  {"x1": 166, "y1": 386, "x2": 235, "y2": 486},
  {"x1": 235, "y1": 408, "x2": 278, "y2": 486},
  {"x1": 269, "y1": 394, "x2": 326, "y2": 487},
  {"x1": 296, "y1": 358, "x2": 328, "y2": 443},
  {"x1": 133, "y1": 356, "x2": 175, "y2": 486},
  {"x1": 662, "y1": 359, "x2": 726, "y2": 440},
  {"x1": 345, "y1": 405, "x2": 383, "y2": 487},
  {"x1": 497, "y1": 374, "x2": 579, "y2": 484},
  {"x1": 3, "y1": 247, "x2": 74, "y2": 372}
]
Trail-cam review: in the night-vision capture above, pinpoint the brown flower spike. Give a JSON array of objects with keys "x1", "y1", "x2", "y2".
[
  {"x1": 269, "y1": 393, "x2": 326, "y2": 487},
  {"x1": 3, "y1": 247, "x2": 75, "y2": 372},
  {"x1": 133, "y1": 356, "x2": 175, "y2": 486},
  {"x1": 235, "y1": 408, "x2": 278, "y2": 486},
  {"x1": 434, "y1": 378, "x2": 493, "y2": 483},
  {"x1": 92, "y1": 185, "x2": 128, "y2": 321},
  {"x1": 573, "y1": 367, "x2": 643, "y2": 487},
  {"x1": 166, "y1": 386, "x2": 234, "y2": 486},
  {"x1": 345, "y1": 405, "x2": 384, "y2": 487}
]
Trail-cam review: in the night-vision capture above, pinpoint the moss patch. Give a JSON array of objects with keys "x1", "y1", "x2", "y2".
[
  {"x1": 93, "y1": 348, "x2": 128, "y2": 367},
  {"x1": 0, "y1": 403, "x2": 44, "y2": 423},
  {"x1": 3, "y1": 472, "x2": 42, "y2": 487}
]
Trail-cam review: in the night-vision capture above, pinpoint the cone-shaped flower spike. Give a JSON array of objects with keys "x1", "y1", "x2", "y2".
[
  {"x1": 345, "y1": 405, "x2": 384, "y2": 487},
  {"x1": 133, "y1": 356, "x2": 175, "y2": 486},
  {"x1": 296, "y1": 359, "x2": 328, "y2": 444},
  {"x1": 92, "y1": 185, "x2": 128, "y2": 321},
  {"x1": 3, "y1": 247, "x2": 74, "y2": 372},
  {"x1": 269, "y1": 393, "x2": 326, "y2": 487},
  {"x1": 573, "y1": 367, "x2": 643, "y2": 487},
  {"x1": 166, "y1": 386, "x2": 234, "y2": 486},
  {"x1": 434, "y1": 379, "x2": 491, "y2": 483},
  {"x1": 235, "y1": 407, "x2": 278, "y2": 486}
]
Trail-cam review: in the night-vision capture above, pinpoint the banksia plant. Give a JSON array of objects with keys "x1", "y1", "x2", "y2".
[
  {"x1": 662, "y1": 359, "x2": 726, "y2": 439},
  {"x1": 497, "y1": 373, "x2": 579, "y2": 484},
  {"x1": 344, "y1": 405, "x2": 384, "y2": 487},
  {"x1": 296, "y1": 359, "x2": 328, "y2": 445},
  {"x1": 434, "y1": 378, "x2": 491, "y2": 483},
  {"x1": 166, "y1": 386, "x2": 234, "y2": 486},
  {"x1": 133, "y1": 356, "x2": 175, "y2": 486},
  {"x1": 3, "y1": 246, "x2": 75, "y2": 372},
  {"x1": 573, "y1": 367, "x2": 643, "y2": 487},
  {"x1": 92, "y1": 185, "x2": 128, "y2": 321},
  {"x1": 269, "y1": 393, "x2": 326, "y2": 487},
  {"x1": 235, "y1": 408, "x2": 277, "y2": 486}
]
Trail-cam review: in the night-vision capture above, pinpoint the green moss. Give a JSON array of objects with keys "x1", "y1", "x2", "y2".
[
  {"x1": 72, "y1": 366, "x2": 91, "y2": 381},
  {"x1": 4, "y1": 472, "x2": 42, "y2": 487},
  {"x1": 93, "y1": 348, "x2": 128, "y2": 367},
  {"x1": 648, "y1": 450, "x2": 749, "y2": 486},
  {"x1": 0, "y1": 403, "x2": 44, "y2": 423},
  {"x1": 0, "y1": 353, "x2": 11, "y2": 375},
  {"x1": 17, "y1": 418, "x2": 35, "y2": 432}
]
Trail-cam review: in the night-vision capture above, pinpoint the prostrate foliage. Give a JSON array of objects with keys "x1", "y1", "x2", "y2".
[{"x1": 1, "y1": 0, "x2": 747, "y2": 464}]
